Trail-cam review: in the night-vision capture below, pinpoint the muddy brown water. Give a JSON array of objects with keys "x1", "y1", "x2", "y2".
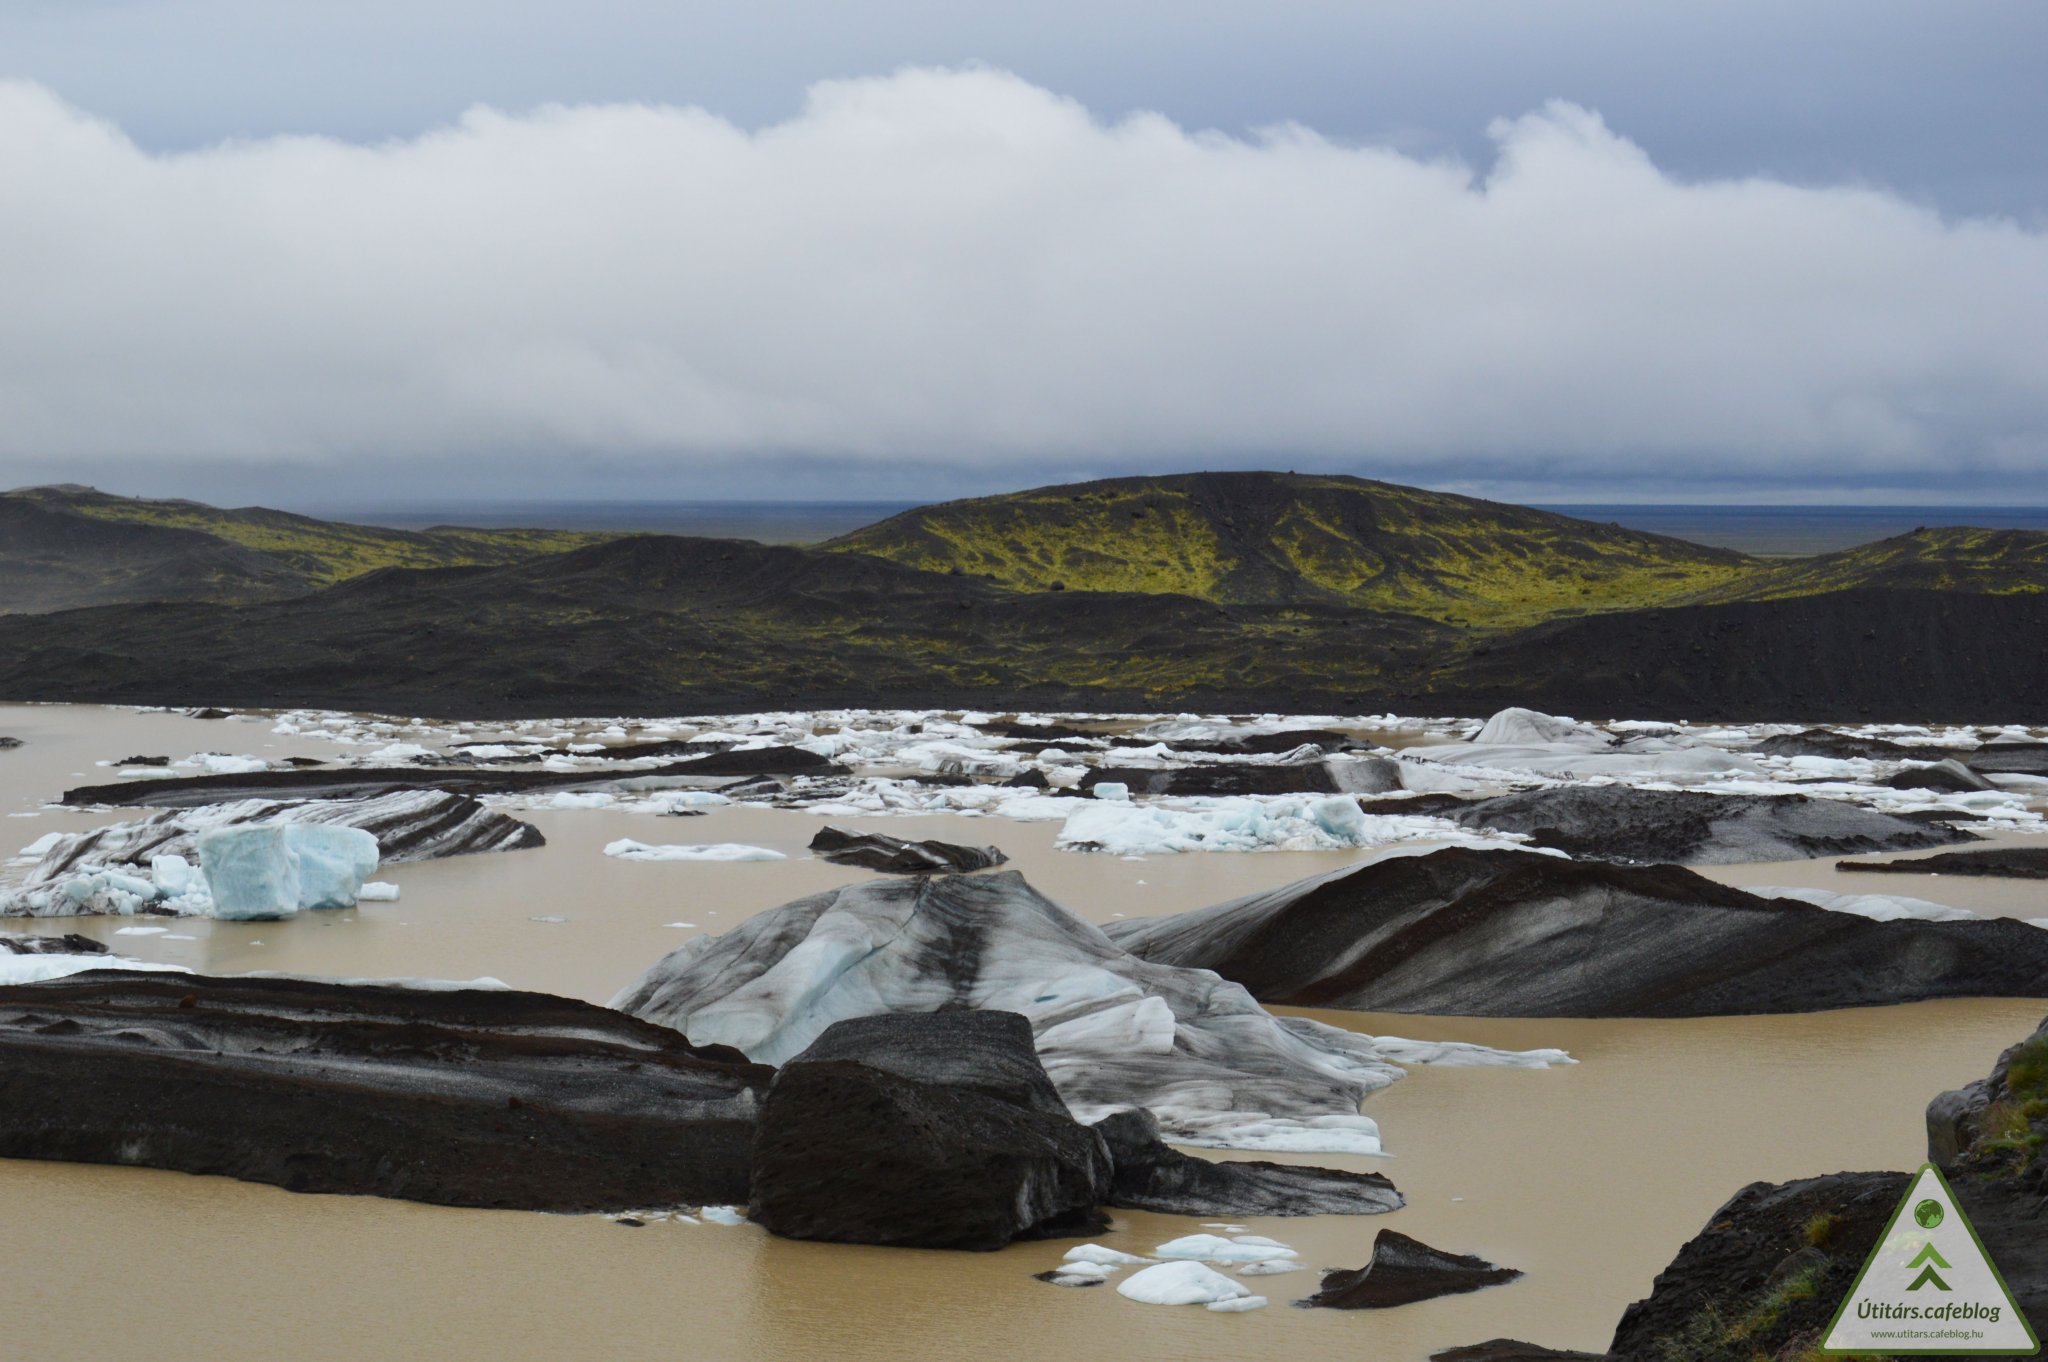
[{"x1": 1, "y1": 704, "x2": 2044, "y2": 1361}]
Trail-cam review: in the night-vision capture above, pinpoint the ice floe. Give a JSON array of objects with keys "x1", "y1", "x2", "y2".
[{"x1": 602, "y1": 841, "x2": 786, "y2": 863}]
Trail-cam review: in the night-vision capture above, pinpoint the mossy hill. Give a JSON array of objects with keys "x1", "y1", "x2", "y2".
[
  {"x1": 1, "y1": 474, "x2": 2045, "y2": 719},
  {"x1": 0, "y1": 485, "x2": 609, "y2": 612},
  {"x1": 825, "y1": 472, "x2": 1757, "y2": 627}
]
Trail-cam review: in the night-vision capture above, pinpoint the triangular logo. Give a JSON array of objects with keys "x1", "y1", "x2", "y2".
[{"x1": 1819, "y1": 1163, "x2": 2039, "y2": 1354}]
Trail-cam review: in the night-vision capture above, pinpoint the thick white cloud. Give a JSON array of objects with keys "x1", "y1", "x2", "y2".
[{"x1": 1, "y1": 67, "x2": 2043, "y2": 492}]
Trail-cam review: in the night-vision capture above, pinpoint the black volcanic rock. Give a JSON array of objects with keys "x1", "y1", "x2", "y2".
[
  {"x1": 1839, "y1": 845, "x2": 2048, "y2": 879},
  {"x1": 1091, "y1": 1107, "x2": 1400, "y2": 1217},
  {"x1": 808, "y1": 826, "x2": 1008, "y2": 874},
  {"x1": 1444, "y1": 785, "x2": 1970, "y2": 865},
  {"x1": 1105, "y1": 847, "x2": 2048, "y2": 1016},
  {"x1": 747, "y1": 1012, "x2": 1112, "y2": 1251},
  {"x1": 1541, "y1": 1013, "x2": 2048, "y2": 1361},
  {"x1": 0, "y1": 972, "x2": 769, "y2": 1211},
  {"x1": 1298, "y1": 1230, "x2": 1521, "y2": 1309}
]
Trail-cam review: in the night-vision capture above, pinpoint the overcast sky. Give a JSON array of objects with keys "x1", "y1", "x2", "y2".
[{"x1": 2, "y1": 1, "x2": 2045, "y2": 505}]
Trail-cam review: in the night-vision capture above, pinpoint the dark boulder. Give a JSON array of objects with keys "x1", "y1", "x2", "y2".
[
  {"x1": 1443, "y1": 785, "x2": 1971, "y2": 865},
  {"x1": 1298, "y1": 1229, "x2": 1521, "y2": 1309},
  {"x1": 1106, "y1": 847, "x2": 2048, "y2": 1016},
  {"x1": 0, "y1": 972, "x2": 769, "y2": 1212},
  {"x1": 747, "y1": 1011, "x2": 1112, "y2": 1251},
  {"x1": 1430, "y1": 1343, "x2": 1604, "y2": 1362},
  {"x1": 1752, "y1": 729, "x2": 1958, "y2": 761},
  {"x1": 1968, "y1": 742, "x2": 2048, "y2": 776},
  {"x1": 1841, "y1": 845, "x2": 2048, "y2": 879},
  {"x1": 1880, "y1": 758, "x2": 1996, "y2": 793},
  {"x1": 116, "y1": 754, "x2": 168, "y2": 766},
  {"x1": 808, "y1": 826, "x2": 1008, "y2": 874},
  {"x1": 1091, "y1": 1107, "x2": 1401, "y2": 1217},
  {"x1": 0, "y1": 933, "x2": 108, "y2": 956}
]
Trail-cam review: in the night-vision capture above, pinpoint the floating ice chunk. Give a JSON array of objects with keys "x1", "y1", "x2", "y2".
[
  {"x1": 290, "y1": 826, "x2": 380, "y2": 910},
  {"x1": 549, "y1": 791, "x2": 617, "y2": 810},
  {"x1": 357, "y1": 881, "x2": 402, "y2": 902},
  {"x1": 1093, "y1": 782, "x2": 1131, "y2": 802},
  {"x1": 653, "y1": 791, "x2": 732, "y2": 813},
  {"x1": 1758, "y1": 885, "x2": 1977, "y2": 923},
  {"x1": 1064, "y1": 1244, "x2": 1154, "y2": 1266},
  {"x1": 1153, "y1": 1234, "x2": 1296, "y2": 1263},
  {"x1": 1205, "y1": 1296, "x2": 1267, "y2": 1312},
  {"x1": 366, "y1": 742, "x2": 434, "y2": 762},
  {"x1": 198, "y1": 825, "x2": 301, "y2": 920},
  {"x1": 0, "y1": 954, "x2": 188, "y2": 986},
  {"x1": 1116, "y1": 1261, "x2": 1252, "y2": 1306},
  {"x1": 698, "y1": 1205, "x2": 747, "y2": 1225},
  {"x1": 113, "y1": 925, "x2": 168, "y2": 936},
  {"x1": 603, "y1": 841, "x2": 787, "y2": 863}
]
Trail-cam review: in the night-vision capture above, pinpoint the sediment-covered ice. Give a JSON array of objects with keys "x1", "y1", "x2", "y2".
[
  {"x1": 1, "y1": 790, "x2": 539, "y2": 919},
  {"x1": 612, "y1": 871, "x2": 1567, "y2": 1155}
]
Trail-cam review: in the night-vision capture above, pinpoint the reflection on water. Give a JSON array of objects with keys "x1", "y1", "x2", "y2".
[{"x1": 0, "y1": 704, "x2": 2043, "y2": 1361}]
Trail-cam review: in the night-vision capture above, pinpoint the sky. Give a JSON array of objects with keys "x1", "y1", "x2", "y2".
[{"x1": 1, "y1": 0, "x2": 2046, "y2": 507}]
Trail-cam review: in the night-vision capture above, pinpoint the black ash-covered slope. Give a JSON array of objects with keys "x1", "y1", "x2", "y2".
[{"x1": 1104, "y1": 848, "x2": 2048, "y2": 1016}]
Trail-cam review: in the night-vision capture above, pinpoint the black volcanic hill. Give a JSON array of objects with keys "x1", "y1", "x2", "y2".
[
  {"x1": 0, "y1": 475, "x2": 2042, "y2": 718},
  {"x1": 826, "y1": 471, "x2": 1756, "y2": 626},
  {"x1": 0, "y1": 485, "x2": 608, "y2": 612}
]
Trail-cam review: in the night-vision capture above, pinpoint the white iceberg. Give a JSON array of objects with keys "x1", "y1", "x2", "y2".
[{"x1": 1116, "y1": 1261, "x2": 1251, "y2": 1306}]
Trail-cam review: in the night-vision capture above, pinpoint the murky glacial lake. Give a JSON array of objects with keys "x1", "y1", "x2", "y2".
[{"x1": 0, "y1": 704, "x2": 2042, "y2": 1362}]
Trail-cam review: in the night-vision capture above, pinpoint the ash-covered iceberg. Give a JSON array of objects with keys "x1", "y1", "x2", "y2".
[
  {"x1": 611, "y1": 870, "x2": 1568, "y2": 1155},
  {"x1": 0, "y1": 789, "x2": 540, "y2": 918}
]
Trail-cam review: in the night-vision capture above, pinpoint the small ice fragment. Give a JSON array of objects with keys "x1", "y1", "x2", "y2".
[
  {"x1": 664, "y1": 922, "x2": 698, "y2": 929},
  {"x1": 113, "y1": 925, "x2": 169, "y2": 936},
  {"x1": 698, "y1": 1205, "x2": 747, "y2": 1225},
  {"x1": 604, "y1": 840, "x2": 786, "y2": 863},
  {"x1": 1236, "y1": 1260, "x2": 1305, "y2": 1276},
  {"x1": 1063, "y1": 1244, "x2": 1153, "y2": 1266},
  {"x1": 357, "y1": 881, "x2": 401, "y2": 902},
  {"x1": 529, "y1": 914, "x2": 569, "y2": 923},
  {"x1": 1154, "y1": 1234, "x2": 1295, "y2": 1263}
]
